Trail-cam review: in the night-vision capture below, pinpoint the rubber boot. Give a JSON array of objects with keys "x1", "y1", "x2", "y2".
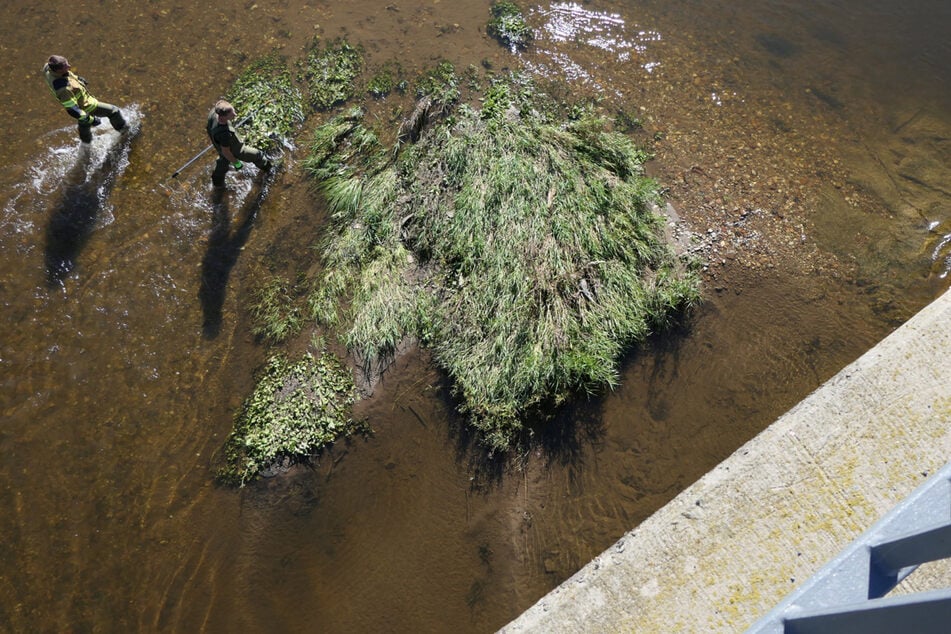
[
  {"x1": 78, "y1": 122, "x2": 93, "y2": 143},
  {"x1": 211, "y1": 157, "x2": 229, "y2": 188},
  {"x1": 261, "y1": 156, "x2": 283, "y2": 172},
  {"x1": 109, "y1": 110, "x2": 127, "y2": 132}
]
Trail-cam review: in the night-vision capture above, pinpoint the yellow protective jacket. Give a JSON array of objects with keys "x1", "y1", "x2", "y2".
[{"x1": 43, "y1": 65, "x2": 99, "y2": 119}]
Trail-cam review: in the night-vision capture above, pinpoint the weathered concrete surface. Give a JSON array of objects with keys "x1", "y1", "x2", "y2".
[{"x1": 503, "y1": 289, "x2": 951, "y2": 633}]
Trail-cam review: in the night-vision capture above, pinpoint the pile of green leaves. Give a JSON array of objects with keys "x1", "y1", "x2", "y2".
[
  {"x1": 304, "y1": 76, "x2": 701, "y2": 452},
  {"x1": 219, "y1": 351, "x2": 363, "y2": 486},
  {"x1": 414, "y1": 60, "x2": 461, "y2": 105},
  {"x1": 301, "y1": 38, "x2": 365, "y2": 110},
  {"x1": 367, "y1": 62, "x2": 405, "y2": 98},
  {"x1": 487, "y1": 1, "x2": 534, "y2": 50},
  {"x1": 225, "y1": 53, "x2": 306, "y2": 152}
]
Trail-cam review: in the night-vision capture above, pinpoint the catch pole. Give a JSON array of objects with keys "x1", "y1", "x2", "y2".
[{"x1": 170, "y1": 111, "x2": 256, "y2": 179}]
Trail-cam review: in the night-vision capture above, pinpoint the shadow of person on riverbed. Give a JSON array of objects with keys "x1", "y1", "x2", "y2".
[
  {"x1": 44, "y1": 118, "x2": 140, "y2": 289},
  {"x1": 199, "y1": 159, "x2": 285, "y2": 338},
  {"x1": 44, "y1": 142, "x2": 122, "y2": 288},
  {"x1": 199, "y1": 188, "x2": 257, "y2": 338},
  {"x1": 44, "y1": 145, "x2": 95, "y2": 287}
]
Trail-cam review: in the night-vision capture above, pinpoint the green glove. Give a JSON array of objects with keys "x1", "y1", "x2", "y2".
[{"x1": 232, "y1": 160, "x2": 243, "y2": 170}]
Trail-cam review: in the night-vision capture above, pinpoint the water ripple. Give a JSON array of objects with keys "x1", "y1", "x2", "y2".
[
  {"x1": 527, "y1": 2, "x2": 664, "y2": 94},
  {"x1": 930, "y1": 229, "x2": 951, "y2": 279}
]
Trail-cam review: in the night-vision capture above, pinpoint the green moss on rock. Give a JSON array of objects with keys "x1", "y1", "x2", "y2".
[
  {"x1": 367, "y1": 62, "x2": 405, "y2": 98},
  {"x1": 414, "y1": 60, "x2": 461, "y2": 106}
]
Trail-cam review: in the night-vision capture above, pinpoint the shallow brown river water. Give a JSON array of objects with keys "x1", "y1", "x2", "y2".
[{"x1": 2, "y1": 1, "x2": 949, "y2": 632}]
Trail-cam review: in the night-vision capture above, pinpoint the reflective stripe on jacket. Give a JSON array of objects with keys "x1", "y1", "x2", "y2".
[{"x1": 43, "y1": 66, "x2": 99, "y2": 114}]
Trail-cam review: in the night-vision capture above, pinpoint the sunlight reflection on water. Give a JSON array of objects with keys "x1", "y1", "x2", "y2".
[
  {"x1": 931, "y1": 230, "x2": 951, "y2": 279},
  {"x1": 528, "y1": 2, "x2": 664, "y2": 91}
]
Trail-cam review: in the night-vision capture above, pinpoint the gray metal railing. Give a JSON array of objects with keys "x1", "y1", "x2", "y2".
[{"x1": 746, "y1": 461, "x2": 951, "y2": 634}]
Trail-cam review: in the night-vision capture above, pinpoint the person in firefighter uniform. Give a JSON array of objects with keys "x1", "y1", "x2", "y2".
[{"x1": 43, "y1": 55, "x2": 126, "y2": 143}]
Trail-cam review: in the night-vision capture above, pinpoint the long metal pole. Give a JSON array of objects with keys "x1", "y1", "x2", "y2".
[{"x1": 170, "y1": 111, "x2": 255, "y2": 179}]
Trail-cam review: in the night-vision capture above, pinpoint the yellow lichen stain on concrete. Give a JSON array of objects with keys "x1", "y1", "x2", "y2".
[{"x1": 723, "y1": 573, "x2": 767, "y2": 620}]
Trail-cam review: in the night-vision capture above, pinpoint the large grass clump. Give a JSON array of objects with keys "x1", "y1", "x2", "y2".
[
  {"x1": 304, "y1": 75, "x2": 701, "y2": 451},
  {"x1": 219, "y1": 350, "x2": 364, "y2": 485},
  {"x1": 225, "y1": 53, "x2": 306, "y2": 152}
]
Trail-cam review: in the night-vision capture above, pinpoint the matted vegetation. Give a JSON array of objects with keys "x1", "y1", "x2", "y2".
[
  {"x1": 300, "y1": 38, "x2": 365, "y2": 110},
  {"x1": 414, "y1": 60, "x2": 461, "y2": 105},
  {"x1": 225, "y1": 53, "x2": 306, "y2": 152},
  {"x1": 487, "y1": 1, "x2": 534, "y2": 51},
  {"x1": 304, "y1": 74, "x2": 701, "y2": 451},
  {"x1": 216, "y1": 47, "x2": 700, "y2": 471},
  {"x1": 218, "y1": 349, "x2": 365, "y2": 486},
  {"x1": 367, "y1": 62, "x2": 406, "y2": 98}
]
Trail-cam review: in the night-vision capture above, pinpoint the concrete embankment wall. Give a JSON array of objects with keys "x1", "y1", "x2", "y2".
[{"x1": 503, "y1": 288, "x2": 951, "y2": 633}]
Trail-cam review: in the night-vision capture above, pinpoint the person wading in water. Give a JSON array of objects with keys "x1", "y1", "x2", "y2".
[
  {"x1": 42, "y1": 55, "x2": 126, "y2": 143},
  {"x1": 206, "y1": 100, "x2": 274, "y2": 188}
]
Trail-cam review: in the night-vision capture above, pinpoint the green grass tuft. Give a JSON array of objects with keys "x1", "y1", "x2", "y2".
[{"x1": 249, "y1": 275, "x2": 303, "y2": 344}]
